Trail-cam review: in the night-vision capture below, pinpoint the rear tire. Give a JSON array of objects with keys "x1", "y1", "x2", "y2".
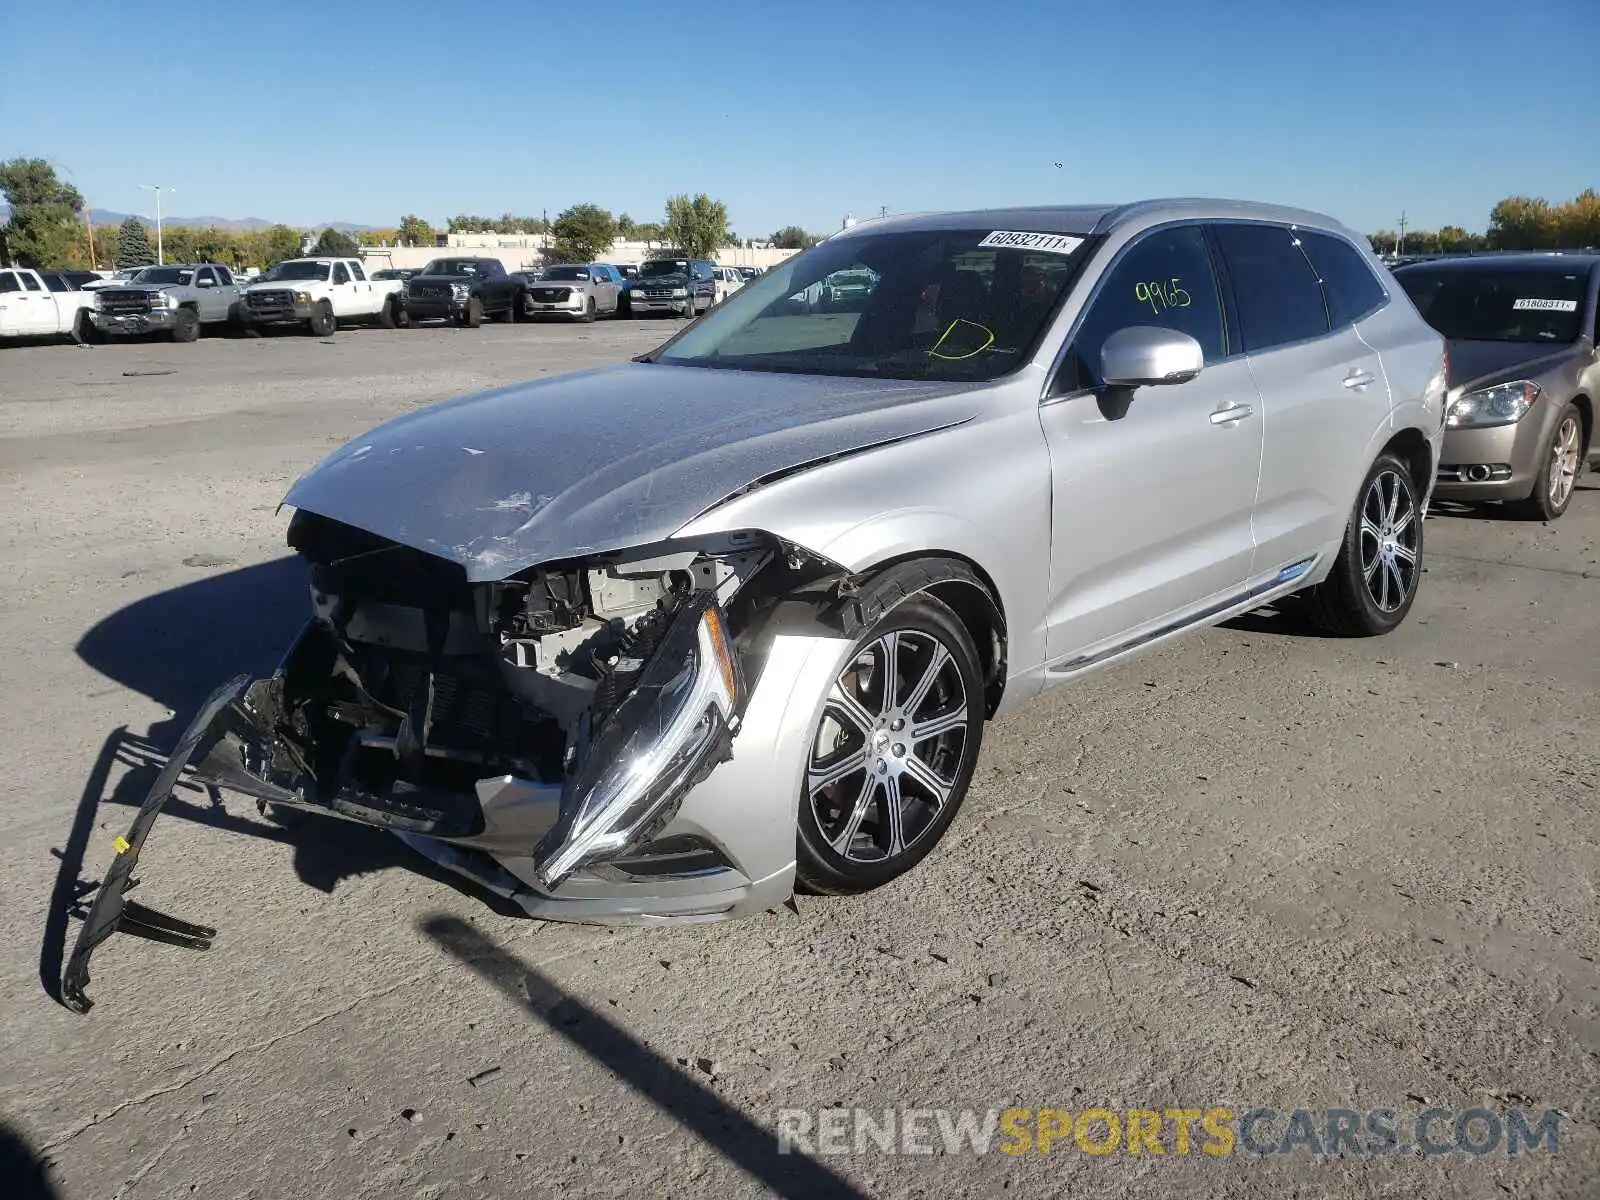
[
  {"x1": 795, "y1": 589, "x2": 984, "y2": 896},
  {"x1": 170, "y1": 308, "x2": 201, "y2": 343},
  {"x1": 1510, "y1": 403, "x2": 1582, "y2": 521},
  {"x1": 1301, "y1": 452, "x2": 1423, "y2": 636},
  {"x1": 308, "y1": 301, "x2": 335, "y2": 337}
]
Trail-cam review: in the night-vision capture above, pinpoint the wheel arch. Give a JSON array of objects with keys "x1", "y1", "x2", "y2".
[
  {"x1": 834, "y1": 552, "x2": 1009, "y2": 718},
  {"x1": 1380, "y1": 424, "x2": 1434, "y2": 495},
  {"x1": 1569, "y1": 393, "x2": 1592, "y2": 454}
]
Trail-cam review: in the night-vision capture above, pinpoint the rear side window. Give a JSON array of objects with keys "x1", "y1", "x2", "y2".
[
  {"x1": 1212, "y1": 223, "x2": 1330, "y2": 351},
  {"x1": 333, "y1": 263, "x2": 351, "y2": 284},
  {"x1": 41, "y1": 273, "x2": 72, "y2": 292},
  {"x1": 214, "y1": 266, "x2": 234, "y2": 285},
  {"x1": 349, "y1": 261, "x2": 365, "y2": 281},
  {"x1": 1061, "y1": 225, "x2": 1227, "y2": 390},
  {"x1": 22, "y1": 273, "x2": 43, "y2": 292},
  {"x1": 1298, "y1": 230, "x2": 1386, "y2": 326}
]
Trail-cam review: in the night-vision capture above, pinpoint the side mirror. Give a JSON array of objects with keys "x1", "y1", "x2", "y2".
[
  {"x1": 1099, "y1": 326, "x2": 1204, "y2": 388},
  {"x1": 196, "y1": 277, "x2": 215, "y2": 289}
]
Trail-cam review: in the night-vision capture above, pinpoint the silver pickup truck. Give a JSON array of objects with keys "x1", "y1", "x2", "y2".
[{"x1": 90, "y1": 263, "x2": 243, "y2": 342}]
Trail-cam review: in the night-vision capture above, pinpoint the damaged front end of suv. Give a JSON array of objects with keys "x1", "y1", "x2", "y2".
[{"x1": 64, "y1": 510, "x2": 850, "y2": 1012}]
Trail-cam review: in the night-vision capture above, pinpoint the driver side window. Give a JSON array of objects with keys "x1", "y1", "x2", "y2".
[
  {"x1": 333, "y1": 263, "x2": 351, "y2": 285},
  {"x1": 1059, "y1": 226, "x2": 1226, "y2": 392}
]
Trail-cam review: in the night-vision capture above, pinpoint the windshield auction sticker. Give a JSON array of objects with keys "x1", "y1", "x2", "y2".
[
  {"x1": 977, "y1": 231, "x2": 1085, "y2": 255},
  {"x1": 1511, "y1": 298, "x2": 1578, "y2": 311}
]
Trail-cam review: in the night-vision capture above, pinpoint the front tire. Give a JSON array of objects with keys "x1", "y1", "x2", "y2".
[
  {"x1": 795, "y1": 592, "x2": 984, "y2": 895},
  {"x1": 458, "y1": 295, "x2": 483, "y2": 328},
  {"x1": 170, "y1": 308, "x2": 201, "y2": 343},
  {"x1": 1511, "y1": 403, "x2": 1582, "y2": 521},
  {"x1": 1302, "y1": 452, "x2": 1423, "y2": 636},
  {"x1": 307, "y1": 301, "x2": 335, "y2": 337},
  {"x1": 376, "y1": 295, "x2": 398, "y2": 329}
]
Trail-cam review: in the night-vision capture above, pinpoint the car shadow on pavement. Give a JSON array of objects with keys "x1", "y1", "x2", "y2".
[
  {"x1": 0, "y1": 1120, "x2": 62, "y2": 1200},
  {"x1": 44, "y1": 560, "x2": 525, "y2": 1006},
  {"x1": 421, "y1": 915, "x2": 868, "y2": 1200}
]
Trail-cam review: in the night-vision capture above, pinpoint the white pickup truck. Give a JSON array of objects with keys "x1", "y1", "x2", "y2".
[
  {"x1": 0, "y1": 268, "x2": 95, "y2": 343},
  {"x1": 240, "y1": 257, "x2": 404, "y2": 336}
]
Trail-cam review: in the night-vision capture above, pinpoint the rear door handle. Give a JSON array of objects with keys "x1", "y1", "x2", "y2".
[
  {"x1": 1210, "y1": 402, "x2": 1254, "y2": 425},
  {"x1": 1343, "y1": 369, "x2": 1376, "y2": 390}
]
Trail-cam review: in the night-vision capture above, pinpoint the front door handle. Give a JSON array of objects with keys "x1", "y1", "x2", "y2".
[
  {"x1": 1210, "y1": 402, "x2": 1254, "y2": 425},
  {"x1": 1343, "y1": 369, "x2": 1376, "y2": 391}
]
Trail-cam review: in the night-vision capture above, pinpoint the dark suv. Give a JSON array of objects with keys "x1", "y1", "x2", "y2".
[
  {"x1": 629, "y1": 257, "x2": 717, "y2": 317},
  {"x1": 403, "y1": 257, "x2": 525, "y2": 327}
]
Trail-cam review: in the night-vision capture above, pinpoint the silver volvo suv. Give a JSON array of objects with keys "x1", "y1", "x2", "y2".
[{"x1": 68, "y1": 200, "x2": 1448, "y2": 1009}]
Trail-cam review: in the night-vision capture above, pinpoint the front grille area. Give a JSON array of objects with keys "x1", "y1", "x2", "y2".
[
  {"x1": 99, "y1": 289, "x2": 153, "y2": 315},
  {"x1": 247, "y1": 289, "x2": 296, "y2": 318},
  {"x1": 412, "y1": 283, "x2": 452, "y2": 300},
  {"x1": 640, "y1": 288, "x2": 674, "y2": 299},
  {"x1": 533, "y1": 287, "x2": 572, "y2": 303}
]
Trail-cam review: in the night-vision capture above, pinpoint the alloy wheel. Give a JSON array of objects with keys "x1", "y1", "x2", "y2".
[
  {"x1": 1548, "y1": 415, "x2": 1581, "y2": 507},
  {"x1": 807, "y1": 629, "x2": 970, "y2": 863},
  {"x1": 1358, "y1": 468, "x2": 1419, "y2": 612}
]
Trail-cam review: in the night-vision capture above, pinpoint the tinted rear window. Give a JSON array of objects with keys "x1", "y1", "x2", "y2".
[
  {"x1": 1396, "y1": 267, "x2": 1588, "y2": 344},
  {"x1": 1298, "y1": 231, "x2": 1387, "y2": 326},
  {"x1": 1212, "y1": 223, "x2": 1330, "y2": 351}
]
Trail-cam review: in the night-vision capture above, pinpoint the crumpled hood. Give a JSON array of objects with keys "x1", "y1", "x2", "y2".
[
  {"x1": 1447, "y1": 339, "x2": 1580, "y2": 391},
  {"x1": 283, "y1": 363, "x2": 984, "y2": 580}
]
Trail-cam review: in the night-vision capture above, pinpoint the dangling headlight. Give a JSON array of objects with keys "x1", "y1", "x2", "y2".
[{"x1": 533, "y1": 593, "x2": 743, "y2": 888}]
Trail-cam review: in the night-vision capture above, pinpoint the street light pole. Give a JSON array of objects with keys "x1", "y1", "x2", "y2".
[{"x1": 141, "y1": 184, "x2": 173, "y2": 264}]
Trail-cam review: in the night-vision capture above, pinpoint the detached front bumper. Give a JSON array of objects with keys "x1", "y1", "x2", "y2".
[
  {"x1": 63, "y1": 599, "x2": 851, "y2": 1010},
  {"x1": 90, "y1": 309, "x2": 177, "y2": 336}
]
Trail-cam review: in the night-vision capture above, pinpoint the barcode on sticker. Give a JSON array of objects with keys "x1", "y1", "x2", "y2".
[
  {"x1": 977, "y1": 231, "x2": 1085, "y2": 255},
  {"x1": 1512, "y1": 298, "x2": 1577, "y2": 312}
]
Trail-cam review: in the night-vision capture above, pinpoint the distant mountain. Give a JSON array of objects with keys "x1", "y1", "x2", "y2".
[{"x1": 0, "y1": 204, "x2": 378, "y2": 232}]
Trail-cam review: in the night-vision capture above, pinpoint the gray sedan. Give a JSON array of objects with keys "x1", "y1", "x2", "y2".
[
  {"x1": 1395, "y1": 254, "x2": 1600, "y2": 520},
  {"x1": 522, "y1": 263, "x2": 620, "y2": 321},
  {"x1": 67, "y1": 199, "x2": 1448, "y2": 1008}
]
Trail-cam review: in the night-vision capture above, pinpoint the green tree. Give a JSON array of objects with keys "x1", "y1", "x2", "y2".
[
  {"x1": 251, "y1": 225, "x2": 305, "y2": 269},
  {"x1": 1436, "y1": 225, "x2": 1471, "y2": 254},
  {"x1": 1555, "y1": 189, "x2": 1600, "y2": 248},
  {"x1": 0, "y1": 157, "x2": 85, "y2": 267},
  {"x1": 769, "y1": 225, "x2": 816, "y2": 250},
  {"x1": 1487, "y1": 196, "x2": 1556, "y2": 250},
  {"x1": 398, "y1": 214, "x2": 434, "y2": 246},
  {"x1": 1367, "y1": 230, "x2": 1397, "y2": 254},
  {"x1": 116, "y1": 216, "x2": 154, "y2": 268},
  {"x1": 550, "y1": 203, "x2": 617, "y2": 262},
  {"x1": 633, "y1": 222, "x2": 665, "y2": 244},
  {"x1": 615, "y1": 213, "x2": 637, "y2": 240},
  {"x1": 664, "y1": 193, "x2": 729, "y2": 261},
  {"x1": 310, "y1": 227, "x2": 360, "y2": 257}
]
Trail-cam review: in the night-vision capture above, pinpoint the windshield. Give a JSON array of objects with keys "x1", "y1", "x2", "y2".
[
  {"x1": 262, "y1": 261, "x2": 331, "y2": 282},
  {"x1": 647, "y1": 227, "x2": 1093, "y2": 381},
  {"x1": 542, "y1": 266, "x2": 590, "y2": 281},
  {"x1": 1397, "y1": 267, "x2": 1589, "y2": 344},
  {"x1": 131, "y1": 267, "x2": 194, "y2": 286},
  {"x1": 640, "y1": 259, "x2": 689, "y2": 278},
  {"x1": 422, "y1": 259, "x2": 484, "y2": 276}
]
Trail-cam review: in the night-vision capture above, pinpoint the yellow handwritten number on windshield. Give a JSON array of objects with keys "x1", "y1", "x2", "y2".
[
  {"x1": 1135, "y1": 278, "x2": 1192, "y2": 315},
  {"x1": 929, "y1": 319, "x2": 996, "y2": 361}
]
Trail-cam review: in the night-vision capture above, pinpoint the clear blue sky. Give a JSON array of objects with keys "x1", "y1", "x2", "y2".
[{"x1": 2, "y1": 0, "x2": 1594, "y2": 237}]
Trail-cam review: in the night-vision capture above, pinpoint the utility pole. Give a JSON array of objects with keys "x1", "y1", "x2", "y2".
[
  {"x1": 1395, "y1": 211, "x2": 1408, "y2": 257},
  {"x1": 141, "y1": 184, "x2": 173, "y2": 264},
  {"x1": 878, "y1": 206, "x2": 888, "y2": 219}
]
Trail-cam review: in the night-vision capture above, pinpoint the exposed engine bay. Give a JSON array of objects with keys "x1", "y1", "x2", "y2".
[{"x1": 199, "y1": 510, "x2": 839, "y2": 890}]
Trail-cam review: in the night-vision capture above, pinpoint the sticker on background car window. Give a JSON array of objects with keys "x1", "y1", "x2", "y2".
[
  {"x1": 976, "y1": 231, "x2": 1084, "y2": 255},
  {"x1": 1511, "y1": 298, "x2": 1578, "y2": 312}
]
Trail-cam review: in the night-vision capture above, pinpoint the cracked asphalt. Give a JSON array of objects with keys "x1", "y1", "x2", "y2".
[{"x1": 1, "y1": 322, "x2": 1595, "y2": 1199}]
